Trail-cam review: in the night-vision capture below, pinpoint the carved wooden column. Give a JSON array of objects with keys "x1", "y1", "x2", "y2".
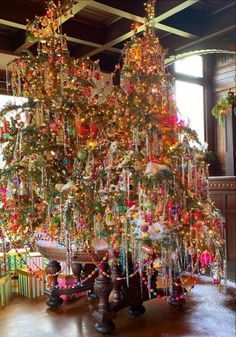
[
  {"x1": 45, "y1": 260, "x2": 63, "y2": 307},
  {"x1": 93, "y1": 262, "x2": 116, "y2": 334}
]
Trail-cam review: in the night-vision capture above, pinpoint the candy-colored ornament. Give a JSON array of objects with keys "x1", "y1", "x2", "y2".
[{"x1": 200, "y1": 251, "x2": 213, "y2": 267}]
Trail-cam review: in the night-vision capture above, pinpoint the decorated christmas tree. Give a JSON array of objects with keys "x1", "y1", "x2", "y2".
[
  {"x1": 0, "y1": 0, "x2": 111, "y2": 250},
  {"x1": 0, "y1": 0, "x2": 225, "y2": 294},
  {"x1": 81, "y1": 2, "x2": 225, "y2": 288}
]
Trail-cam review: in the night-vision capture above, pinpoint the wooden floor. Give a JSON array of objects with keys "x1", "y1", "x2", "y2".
[{"x1": 0, "y1": 281, "x2": 235, "y2": 337}]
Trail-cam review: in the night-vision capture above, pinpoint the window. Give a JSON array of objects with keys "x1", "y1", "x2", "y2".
[
  {"x1": 173, "y1": 55, "x2": 205, "y2": 143},
  {"x1": 175, "y1": 81, "x2": 204, "y2": 142},
  {"x1": 174, "y1": 55, "x2": 203, "y2": 78},
  {"x1": 0, "y1": 94, "x2": 27, "y2": 110}
]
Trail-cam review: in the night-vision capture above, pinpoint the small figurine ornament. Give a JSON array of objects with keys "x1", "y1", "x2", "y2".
[{"x1": 212, "y1": 261, "x2": 221, "y2": 285}]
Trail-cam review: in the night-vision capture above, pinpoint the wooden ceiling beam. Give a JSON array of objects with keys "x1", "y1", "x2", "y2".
[
  {"x1": 0, "y1": 18, "x2": 26, "y2": 30},
  {"x1": 84, "y1": 0, "x2": 199, "y2": 57},
  {"x1": 155, "y1": 23, "x2": 197, "y2": 39},
  {"x1": 89, "y1": 0, "x2": 198, "y2": 38},
  {"x1": 175, "y1": 25, "x2": 236, "y2": 52},
  {"x1": 66, "y1": 35, "x2": 121, "y2": 53},
  {"x1": 154, "y1": 0, "x2": 198, "y2": 22}
]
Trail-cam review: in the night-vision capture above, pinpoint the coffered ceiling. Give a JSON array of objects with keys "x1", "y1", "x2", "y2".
[{"x1": 0, "y1": 0, "x2": 235, "y2": 74}]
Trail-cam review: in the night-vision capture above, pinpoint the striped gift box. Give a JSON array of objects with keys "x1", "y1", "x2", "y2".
[
  {"x1": 7, "y1": 251, "x2": 29, "y2": 272},
  {"x1": 0, "y1": 274, "x2": 12, "y2": 307},
  {"x1": 17, "y1": 269, "x2": 45, "y2": 299},
  {"x1": 26, "y1": 253, "x2": 44, "y2": 271}
]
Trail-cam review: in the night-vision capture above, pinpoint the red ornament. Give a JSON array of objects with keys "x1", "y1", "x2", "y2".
[
  {"x1": 193, "y1": 210, "x2": 202, "y2": 220},
  {"x1": 90, "y1": 122, "x2": 99, "y2": 137},
  {"x1": 80, "y1": 126, "x2": 88, "y2": 135},
  {"x1": 125, "y1": 200, "x2": 137, "y2": 208},
  {"x1": 140, "y1": 224, "x2": 149, "y2": 232}
]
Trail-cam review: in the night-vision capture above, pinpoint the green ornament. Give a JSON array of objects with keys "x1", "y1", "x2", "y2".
[
  {"x1": 27, "y1": 33, "x2": 36, "y2": 43},
  {"x1": 100, "y1": 230, "x2": 106, "y2": 238},
  {"x1": 94, "y1": 204, "x2": 103, "y2": 213},
  {"x1": 77, "y1": 149, "x2": 87, "y2": 161},
  {"x1": 4, "y1": 134, "x2": 12, "y2": 139},
  {"x1": 66, "y1": 125, "x2": 74, "y2": 135},
  {"x1": 118, "y1": 205, "x2": 127, "y2": 215},
  {"x1": 106, "y1": 214, "x2": 112, "y2": 222},
  {"x1": 53, "y1": 216, "x2": 60, "y2": 225}
]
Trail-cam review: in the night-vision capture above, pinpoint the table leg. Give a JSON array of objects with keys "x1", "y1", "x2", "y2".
[
  {"x1": 45, "y1": 260, "x2": 63, "y2": 307},
  {"x1": 93, "y1": 264, "x2": 116, "y2": 334}
]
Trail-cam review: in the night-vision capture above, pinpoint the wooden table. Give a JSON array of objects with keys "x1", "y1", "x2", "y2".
[{"x1": 37, "y1": 240, "x2": 184, "y2": 334}]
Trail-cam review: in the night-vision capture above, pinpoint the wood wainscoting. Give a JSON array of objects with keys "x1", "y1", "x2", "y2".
[{"x1": 209, "y1": 176, "x2": 236, "y2": 282}]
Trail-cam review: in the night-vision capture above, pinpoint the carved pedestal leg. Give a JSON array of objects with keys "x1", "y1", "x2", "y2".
[
  {"x1": 93, "y1": 264, "x2": 116, "y2": 334},
  {"x1": 71, "y1": 262, "x2": 82, "y2": 285},
  {"x1": 111, "y1": 264, "x2": 122, "y2": 303},
  {"x1": 45, "y1": 260, "x2": 63, "y2": 307}
]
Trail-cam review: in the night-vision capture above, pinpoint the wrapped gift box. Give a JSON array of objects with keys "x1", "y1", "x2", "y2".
[
  {"x1": 26, "y1": 252, "x2": 44, "y2": 271},
  {"x1": 18, "y1": 269, "x2": 45, "y2": 299},
  {"x1": 57, "y1": 274, "x2": 85, "y2": 301},
  {"x1": 7, "y1": 250, "x2": 29, "y2": 272},
  {"x1": 0, "y1": 274, "x2": 12, "y2": 307}
]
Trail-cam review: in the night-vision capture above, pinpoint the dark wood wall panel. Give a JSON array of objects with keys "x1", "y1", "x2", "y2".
[
  {"x1": 214, "y1": 55, "x2": 236, "y2": 95},
  {"x1": 213, "y1": 54, "x2": 236, "y2": 175},
  {"x1": 209, "y1": 176, "x2": 236, "y2": 282}
]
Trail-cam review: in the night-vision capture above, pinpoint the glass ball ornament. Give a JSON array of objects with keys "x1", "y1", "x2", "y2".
[
  {"x1": 200, "y1": 251, "x2": 213, "y2": 267},
  {"x1": 77, "y1": 149, "x2": 87, "y2": 161}
]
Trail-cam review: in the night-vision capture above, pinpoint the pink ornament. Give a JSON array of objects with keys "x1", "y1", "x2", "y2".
[
  {"x1": 200, "y1": 251, "x2": 213, "y2": 267},
  {"x1": 145, "y1": 213, "x2": 153, "y2": 223}
]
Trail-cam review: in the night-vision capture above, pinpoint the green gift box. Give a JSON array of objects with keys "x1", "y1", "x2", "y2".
[
  {"x1": 0, "y1": 274, "x2": 12, "y2": 307},
  {"x1": 7, "y1": 251, "x2": 29, "y2": 272},
  {"x1": 18, "y1": 269, "x2": 45, "y2": 299}
]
